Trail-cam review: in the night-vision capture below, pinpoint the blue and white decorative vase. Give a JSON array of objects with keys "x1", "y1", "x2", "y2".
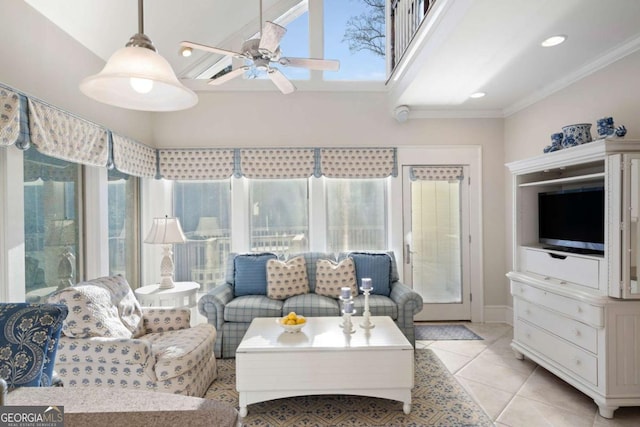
[
  {"x1": 544, "y1": 132, "x2": 564, "y2": 153},
  {"x1": 615, "y1": 125, "x2": 627, "y2": 137},
  {"x1": 562, "y1": 123, "x2": 592, "y2": 146},
  {"x1": 597, "y1": 117, "x2": 615, "y2": 137}
]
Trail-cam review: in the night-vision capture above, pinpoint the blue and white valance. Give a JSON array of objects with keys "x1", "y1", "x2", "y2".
[
  {"x1": 319, "y1": 148, "x2": 397, "y2": 178},
  {"x1": 28, "y1": 99, "x2": 109, "y2": 167},
  {"x1": 112, "y1": 133, "x2": 157, "y2": 178},
  {"x1": 0, "y1": 88, "x2": 22, "y2": 146},
  {"x1": 410, "y1": 166, "x2": 464, "y2": 181},
  {"x1": 240, "y1": 148, "x2": 315, "y2": 179},
  {"x1": 159, "y1": 148, "x2": 235, "y2": 180}
]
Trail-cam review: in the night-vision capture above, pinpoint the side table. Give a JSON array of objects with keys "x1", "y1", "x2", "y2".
[{"x1": 134, "y1": 281, "x2": 200, "y2": 308}]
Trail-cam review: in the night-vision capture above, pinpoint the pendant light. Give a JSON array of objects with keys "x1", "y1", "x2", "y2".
[{"x1": 79, "y1": 0, "x2": 197, "y2": 111}]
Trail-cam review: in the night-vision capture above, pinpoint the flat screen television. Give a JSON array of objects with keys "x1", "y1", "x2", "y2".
[{"x1": 538, "y1": 186, "x2": 605, "y2": 253}]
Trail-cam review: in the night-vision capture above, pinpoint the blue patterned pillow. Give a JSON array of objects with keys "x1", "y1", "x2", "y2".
[
  {"x1": 234, "y1": 253, "x2": 277, "y2": 296},
  {"x1": 348, "y1": 253, "x2": 392, "y2": 296}
]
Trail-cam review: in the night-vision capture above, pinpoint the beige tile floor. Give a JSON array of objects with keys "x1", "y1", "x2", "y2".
[{"x1": 417, "y1": 323, "x2": 640, "y2": 427}]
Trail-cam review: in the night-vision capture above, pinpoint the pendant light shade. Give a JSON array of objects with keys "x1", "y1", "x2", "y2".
[{"x1": 79, "y1": 1, "x2": 197, "y2": 111}]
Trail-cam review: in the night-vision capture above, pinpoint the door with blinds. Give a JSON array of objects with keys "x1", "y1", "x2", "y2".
[{"x1": 402, "y1": 165, "x2": 471, "y2": 321}]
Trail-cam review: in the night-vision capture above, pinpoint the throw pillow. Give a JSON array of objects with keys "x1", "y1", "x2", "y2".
[
  {"x1": 315, "y1": 258, "x2": 358, "y2": 298},
  {"x1": 266, "y1": 256, "x2": 310, "y2": 300},
  {"x1": 47, "y1": 285, "x2": 133, "y2": 338},
  {"x1": 234, "y1": 253, "x2": 278, "y2": 296},
  {"x1": 348, "y1": 252, "x2": 392, "y2": 296},
  {"x1": 81, "y1": 275, "x2": 145, "y2": 337}
]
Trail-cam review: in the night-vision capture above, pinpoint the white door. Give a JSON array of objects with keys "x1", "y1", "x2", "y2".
[{"x1": 402, "y1": 165, "x2": 471, "y2": 321}]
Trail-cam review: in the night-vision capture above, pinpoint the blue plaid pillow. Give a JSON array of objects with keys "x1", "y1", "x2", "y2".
[
  {"x1": 348, "y1": 252, "x2": 392, "y2": 296},
  {"x1": 234, "y1": 253, "x2": 277, "y2": 296}
]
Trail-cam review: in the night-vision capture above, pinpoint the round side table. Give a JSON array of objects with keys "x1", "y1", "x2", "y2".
[{"x1": 134, "y1": 281, "x2": 200, "y2": 308}]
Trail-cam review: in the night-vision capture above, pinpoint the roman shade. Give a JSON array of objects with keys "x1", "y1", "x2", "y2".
[
  {"x1": 159, "y1": 149, "x2": 235, "y2": 180},
  {"x1": 410, "y1": 166, "x2": 464, "y2": 181},
  {"x1": 28, "y1": 99, "x2": 108, "y2": 167},
  {"x1": 112, "y1": 133, "x2": 157, "y2": 178},
  {"x1": 239, "y1": 148, "x2": 315, "y2": 179},
  {"x1": 0, "y1": 88, "x2": 23, "y2": 147},
  {"x1": 319, "y1": 148, "x2": 397, "y2": 178}
]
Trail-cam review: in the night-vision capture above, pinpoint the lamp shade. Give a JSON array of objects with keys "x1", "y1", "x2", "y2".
[
  {"x1": 144, "y1": 217, "x2": 186, "y2": 244},
  {"x1": 194, "y1": 217, "x2": 221, "y2": 238},
  {"x1": 45, "y1": 220, "x2": 76, "y2": 246},
  {"x1": 79, "y1": 46, "x2": 198, "y2": 112}
]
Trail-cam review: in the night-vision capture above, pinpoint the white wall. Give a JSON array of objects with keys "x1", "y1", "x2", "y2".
[{"x1": 503, "y1": 49, "x2": 640, "y2": 306}]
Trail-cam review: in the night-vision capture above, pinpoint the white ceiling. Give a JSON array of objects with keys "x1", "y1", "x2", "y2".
[{"x1": 25, "y1": 0, "x2": 640, "y2": 117}]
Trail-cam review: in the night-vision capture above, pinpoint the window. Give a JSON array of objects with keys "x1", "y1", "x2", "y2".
[
  {"x1": 23, "y1": 149, "x2": 81, "y2": 301},
  {"x1": 324, "y1": 0, "x2": 386, "y2": 80},
  {"x1": 108, "y1": 169, "x2": 140, "y2": 287},
  {"x1": 173, "y1": 180, "x2": 231, "y2": 291},
  {"x1": 249, "y1": 179, "x2": 309, "y2": 256},
  {"x1": 326, "y1": 178, "x2": 387, "y2": 251}
]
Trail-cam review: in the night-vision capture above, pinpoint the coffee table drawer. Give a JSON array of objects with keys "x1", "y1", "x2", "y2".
[{"x1": 237, "y1": 349, "x2": 414, "y2": 391}]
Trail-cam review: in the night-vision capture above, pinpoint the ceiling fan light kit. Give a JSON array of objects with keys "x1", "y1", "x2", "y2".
[
  {"x1": 80, "y1": 0, "x2": 197, "y2": 111},
  {"x1": 180, "y1": 0, "x2": 340, "y2": 94}
]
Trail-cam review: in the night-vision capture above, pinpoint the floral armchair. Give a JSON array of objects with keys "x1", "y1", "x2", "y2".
[
  {"x1": 47, "y1": 275, "x2": 218, "y2": 397},
  {"x1": 0, "y1": 303, "x2": 68, "y2": 389}
]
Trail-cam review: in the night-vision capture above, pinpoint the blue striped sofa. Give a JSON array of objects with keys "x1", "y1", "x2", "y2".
[{"x1": 198, "y1": 251, "x2": 423, "y2": 358}]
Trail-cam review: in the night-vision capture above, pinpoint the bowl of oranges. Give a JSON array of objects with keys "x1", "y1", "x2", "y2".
[{"x1": 278, "y1": 311, "x2": 306, "y2": 333}]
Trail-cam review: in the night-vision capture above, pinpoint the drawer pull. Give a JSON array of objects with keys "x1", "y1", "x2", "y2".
[
  {"x1": 549, "y1": 253, "x2": 567, "y2": 260},
  {"x1": 574, "y1": 358, "x2": 582, "y2": 366},
  {"x1": 577, "y1": 306, "x2": 583, "y2": 314},
  {"x1": 573, "y1": 329, "x2": 581, "y2": 337}
]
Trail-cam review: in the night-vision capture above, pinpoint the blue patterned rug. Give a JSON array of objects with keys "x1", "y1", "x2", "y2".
[
  {"x1": 205, "y1": 349, "x2": 492, "y2": 426},
  {"x1": 415, "y1": 324, "x2": 483, "y2": 341}
]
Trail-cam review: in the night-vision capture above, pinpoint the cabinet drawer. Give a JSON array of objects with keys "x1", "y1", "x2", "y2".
[
  {"x1": 516, "y1": 300, "x2": 598, "y2": 354},
  {"x1": 511, "y1": 282, "x2": 604, "y2": 327},
  {"x1": 515, "y1": 319, "x2": 598, "y2": 386},
  {"x1": 522, "y1": 248, "x2": 600, "y2": 289}
]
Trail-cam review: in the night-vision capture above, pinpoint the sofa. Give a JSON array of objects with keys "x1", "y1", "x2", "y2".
[
  {"x1": 199, "y1": 251, "x2": 423, "y2": 358},
  {"x1": 47, "y1": 275, "x2": 218, "y2": 397}
]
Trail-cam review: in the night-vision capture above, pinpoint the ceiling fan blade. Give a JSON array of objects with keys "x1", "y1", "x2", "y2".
[
  {"x1": 208, "y1": 67, "x2": 249, "y2": 85},
  {"x1": 268, "y1": 68, "x2": 295, "y2": 94},
  {"x1": 259, "y1": 21, "x2": 286, "y2": 54},
  {"x1": 279, "y1": 57, "x2": 340, "y2": 71},
  {"x1": 180, "y1": 41, "x2": 244, "y2": 58}
]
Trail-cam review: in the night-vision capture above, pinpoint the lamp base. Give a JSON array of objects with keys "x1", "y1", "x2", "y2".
[
  {"x1": 158, "y1": 245, "x2": 176, "y2": 289},
  {"x1": 57, "y1": 247, "x2": 75, "y2": 291},
  {"x1": 159, "y1": 276, "x2": 175, "y2": 289}
]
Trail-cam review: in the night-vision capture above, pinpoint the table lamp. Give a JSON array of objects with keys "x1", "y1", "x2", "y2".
[
  {"x1": 45, "y1": 219, "x2": 76, "y2": 290},
  {"x1": 145, "y1": 216, "x2": 186, "y2": 289}
]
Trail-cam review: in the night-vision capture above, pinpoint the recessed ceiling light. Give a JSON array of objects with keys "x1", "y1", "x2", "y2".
[
  {"x1": 541, "y1": 35, "x2": 567, "y2": 47},
  {"x1": 470, "y1": 92, "x2": 486, "y2": 99}
]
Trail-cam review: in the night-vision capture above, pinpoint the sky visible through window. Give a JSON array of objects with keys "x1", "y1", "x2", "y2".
[{"x1": 255, "y1": 0, "x2": 385, "y2": 82}]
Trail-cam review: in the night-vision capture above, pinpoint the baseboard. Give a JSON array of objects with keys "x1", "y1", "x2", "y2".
[{"x1": 483, "y1": 305, "x2": 513, "y2": 325}]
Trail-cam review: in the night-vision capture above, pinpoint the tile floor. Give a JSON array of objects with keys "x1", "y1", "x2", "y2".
[{"x1": 417, "y1": 323, "x2": 640, "y2": 427}]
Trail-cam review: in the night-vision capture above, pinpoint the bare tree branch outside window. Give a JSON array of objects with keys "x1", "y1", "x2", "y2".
[{"x1": 342, "y1": 0, "x2": 386, "y2": 58}]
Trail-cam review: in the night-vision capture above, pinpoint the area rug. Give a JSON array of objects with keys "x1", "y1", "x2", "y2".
[
  {"x1": 204, "y1": 349, "x2": 493, "y2": 426},
  {"x1": 415, "y1": 324, "x2": 483, "y2": 341}
]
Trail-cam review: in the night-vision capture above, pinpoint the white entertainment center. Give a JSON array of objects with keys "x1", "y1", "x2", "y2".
[{"x1": 507, "y1": 139, "x2": 640, "y2": 418}]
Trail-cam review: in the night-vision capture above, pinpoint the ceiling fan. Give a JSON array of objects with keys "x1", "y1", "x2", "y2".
[{"x1": 179, "y1": 1, "x2": 339, "y2": 94}]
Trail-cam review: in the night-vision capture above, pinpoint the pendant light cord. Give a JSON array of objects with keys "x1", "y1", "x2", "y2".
[
  {"x1": 259, "y1": 0, "x2": 263, "y2": 36},
  {"x1": 138, "y1": 0, "x2": 144, "y2": 34}
]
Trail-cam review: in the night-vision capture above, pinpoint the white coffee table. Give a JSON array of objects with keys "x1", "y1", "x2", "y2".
[{"x1": 235, "y1": 316, "x2": 414, "y2": 417}]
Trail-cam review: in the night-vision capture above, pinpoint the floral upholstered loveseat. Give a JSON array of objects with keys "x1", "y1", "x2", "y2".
[
  {"x1": 47, "y1": 275, "x2": 217, "y2": 396},
  {"x1": 198, "y1": 251, "x2": 423, "y2": 358}
]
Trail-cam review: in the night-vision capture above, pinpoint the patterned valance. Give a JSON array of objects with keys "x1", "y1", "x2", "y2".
[
  {"x1": 28, "y1": 99, "x2": 108, "y2": 167},
  {"x1": 410, "y1": 166, "x2": 464, "y2": 181},
  {"x1": 112, "y1": 133, "x2": 157, "y2": 178},
  {"x1": 159, "y1": 149, "x2": 235, "y2": 180},
  {"x1": 240, "y1": 148, "x2": 315, "y2": 179},
  {"x1": 319, "y1": 148, "x2": 397, "y2": 178},
  {"x1": 0, "y1": 88, "x2": 22, "y2": 146}
]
